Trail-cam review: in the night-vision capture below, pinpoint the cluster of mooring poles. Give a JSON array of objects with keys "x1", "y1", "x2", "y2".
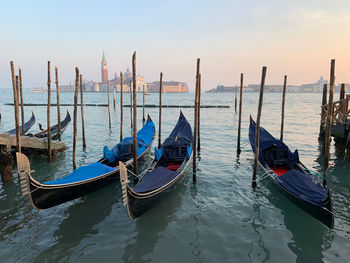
[
  {"x1": 319, "y1": 60, "x2": 350, "y2": 160},
  {"x1": 0, "y1": 61, "x2": 68, "y2": 182},
  {"x1": 1, "y1": 54, "x2": 206, "y2": 184},
  {"x1": 246, "y1": 59, "x2": 345, "y2": 189},
  {"x1": 234, "y1": 66, "x2": 288, "y2": 189},
  {"x1": 72, "y1": 67, "x2": 87, "y2": 169}
]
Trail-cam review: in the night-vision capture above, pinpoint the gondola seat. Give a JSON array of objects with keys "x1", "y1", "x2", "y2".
[{"x1": 133, "y1": 166, "x2": 179, "y2": 193}]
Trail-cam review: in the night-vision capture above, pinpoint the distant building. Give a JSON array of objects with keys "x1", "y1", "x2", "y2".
[
  {"x1": 46, "y1": 52, "x2": 184, "y2": 93},
  {"x1": 147, "y1": 81, "x2": 188, "y2": 93},
  {"x1": 208, "y1": 77, "x2": 333, "y2": 93},
  {"x1": 299, "y1": 76, "x2": 327, "y2": 92},
  {"x1": 101, "y1": 51, "x2": 108, "y2": 83}
]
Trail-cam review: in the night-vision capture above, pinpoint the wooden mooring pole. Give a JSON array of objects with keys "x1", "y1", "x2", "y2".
[
  {"x1": 106, "y1": 80, "x2": 111, "y2": 130},
  {"x1": 319, "y1": 83, "x2": 328, "y2": 141},
  {"x1": 237, "y1": 73, "x2": 243, "y2": 153},
  {"x1": 10, "y1": 62, "x2": 21, "y2": 152},
  {"x1": 252, "y1": 66, "x2": 267, "y2": 189},
  {"x1": 80, "y1": 74, "x2": 86, "y2": 149},
  {"x1": 280, "y1": 75, "x2": 287, "y2": 142},
  {"x1": 235, "y1": 86, "x2": 237, "y2": 113},
  {"x1": 193, "y1": 58, "x2": 200, "y2": 183},
  {"x1": 322, "y1": 84, "x2": 328, "y2": 106},
  {"x1": 73, "y1": 67, "x2": 79, "y2": 170},
  {"x1": 143, "y1": 84, "x2": 145, "y2": 125},
  {"x1": 323, "y1": 59, "x2": 335, "y2": 186},
  {"x1": 19, "y1": 67, "x2": 25, "y2": 135},
  {"x1": 0, "y1": 150, "x2": 14, "y2": 182},
  {"x1": 130, "y1": 80, "x2": 133, "y2": 132},
  {"x1": 1, "y1": 63, "x2": 17, "y2": 182},
  {"x1": 158, "y1": 72, "x2": 163, "y2": 148},
  {"x1": 47, "y1": 61, "x2": 52, "y2": 161},
  {"x1": 55, "y1": 66, "x2": 62, "y2": 141},
  {"x1": 113, "y1": 85, "x2": 116, "y2": 110},
  {"x1": 132, "y1": 52, "x2": 138, "y2": 178},
  {"x1": 340, "y1": 83, "x2": 346, "y2": 100},
  {"x1": 197, "y1": 73, "x2": 201, "y2": 151},
  {"x1": 120, "y1": 72, "x2": 124, "y2": 141}
]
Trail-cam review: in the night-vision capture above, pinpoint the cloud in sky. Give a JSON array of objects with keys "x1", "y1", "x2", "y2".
[{"x1": 0, "y1": 0, "x2": 350, "y2": 90}]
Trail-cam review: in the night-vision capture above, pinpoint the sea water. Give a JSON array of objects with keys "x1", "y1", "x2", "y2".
[{"x1": 0, "y1": 90, "x2": 350, "y2": 262}]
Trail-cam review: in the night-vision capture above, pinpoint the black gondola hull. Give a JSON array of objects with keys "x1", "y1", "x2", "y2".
[
  {"x1": 272, "y1": 179, "x2": 334, "y2": 228},
  {"x1": 29, "y1": 171, "x2": 120, "y2": 209},
  {"x1": 126, "y1": 165, "x2": 190, "y2": 219}
]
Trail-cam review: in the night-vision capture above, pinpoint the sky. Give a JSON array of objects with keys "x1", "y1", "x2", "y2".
[{"x1": 1, "y1": 0, "x2": 350, "y2": 91}]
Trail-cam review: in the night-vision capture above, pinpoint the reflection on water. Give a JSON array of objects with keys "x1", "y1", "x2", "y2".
[
  {"x1": 247, "y1": 202, "x2": 270, "y2": 263},
  {"x1": 122, "y1": 184, "x2": 185, "y2": 262},
  {"x1": 34, "y1": 183, "x2": 117, "y2": 262}
]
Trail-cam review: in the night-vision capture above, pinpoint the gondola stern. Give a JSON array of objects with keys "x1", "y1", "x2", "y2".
[
  {"x1": 16, "y1": 152, "x2": 33, "y2": 197},
  {"x1": 119, "y1": 161, "x2": 137, "y2": 221}
]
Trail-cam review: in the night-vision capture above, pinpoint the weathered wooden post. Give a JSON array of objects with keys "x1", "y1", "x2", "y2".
[
  {"x1": 280, "y1": 75, "x2": 287, "y2": 142},
  {"x1": 132, "y1": 52, "x2": 138, "y2": 177},
  {"x1": 237, "y1": 73, "x2": 243, "y2": 153},
  {"x1": 252, "y1": 66, "x2": 267, "y2": 189},
  {"x1": 80, "y1": 74, "x2": 86, "y2": 149},
  {"x1": 158, "y1": 72, "x2": 163, "y2": 148},
  {"x1": 113, "y1": 85, "x2": 116, "y2": 110},
  {"x1": 15, "y1": 76, "x2": 21, "y2": 152},
  {"x1": 0, "y1": 150, "x2": 14, "y2": 182},
  {"x1": 106, "y1": 80, "x2": 111, "y2": 130},
  {"x1": 120, "y1": 72, "x2": 124, "y2": 141},
  {"x1": 10, "y1": 62, "x2": 21, "y2": 152},
  {"x1": 19, "y1": 67, "x2": 25, "y2": 135},
  {"x1": 340, "y1": 83, "x2": 346, "y2": 100},
  {"x1": 197, "y1": 73, "x2": 201, "y2": 151},
  {"x1": 235, "y1": 86, "x2": 237, "y2": 113},
  {"x1": 322, "y1": 84, "x2": 328, "y2": 106},
  {"x1": 193, "y1": 58, "x2": 200, "y2": 183},
  {"x1": 73, "y1": 67, "x2": 79, "y2": 170},
  {"x1": 319, "y1": 84, "x2": 328, "y2": 142},
  {"x1": 55, "y1": 66, "x2": 62, "y2": 141},
  {"x1": 130, "y1": 80, "x2": 133, "y2": 131},
  {"x1": 142, "y1": 84, "x2": 145, "y2": 125},
  {"x1": 324, "y1": 59, "x2": 335, "y2": 186},
  {"x1": 47, "y1": 61, "x2": 52, "y2": 161}
]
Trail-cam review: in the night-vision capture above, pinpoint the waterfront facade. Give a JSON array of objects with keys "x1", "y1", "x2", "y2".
[{"x1": 147, "y1": 81, "x2": 188, "y2": 93}]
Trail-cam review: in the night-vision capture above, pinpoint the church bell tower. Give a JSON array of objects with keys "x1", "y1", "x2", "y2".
[{"x1": 101, "y1": 51, "x2": 108, "y2": 83}]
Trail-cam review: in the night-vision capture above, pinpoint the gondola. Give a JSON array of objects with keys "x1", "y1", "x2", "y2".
[
  {"x1": 249, "y1": 116, "x2": 334, "y2": 228},
  {"x1": 27, "y1": 110, "x2": 71, "y2": 140},
  {"x1": 120, "y1": 111, "x2": 193, "y2": 220},
  {"x1": 6, "y1": 111, "x2": 35, "y2": 135},
  {"x1": 16, "y1": 115, "x2": 155, "y2": 210}
]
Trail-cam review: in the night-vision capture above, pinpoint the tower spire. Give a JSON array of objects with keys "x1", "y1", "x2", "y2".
[{"x1": 101, "y1": 51, "x2": 108, "y2": 83}]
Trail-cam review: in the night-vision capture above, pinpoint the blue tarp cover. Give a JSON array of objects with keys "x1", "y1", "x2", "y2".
[
  {"x1": 161, "y1": 111, "x2": 193, "y2": 162},
  {"x1": 103, "y1": 117, "x2": 155, "y2": 162},
  {"x1": 133, "y1": 166, "x2": 179, "y2": 193},
  {"x1": 249, "y1": 120, "x2": 299, "y2": 167},
  {"x1": 132, "y1": 112, "x2": 192, "y2": 193},
  {"x1": 42, "y1": 162, "x2": 115, "y2": 185},
  {"x1": 278, "y1": 169, "x2": 327, "y2": 207}
]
